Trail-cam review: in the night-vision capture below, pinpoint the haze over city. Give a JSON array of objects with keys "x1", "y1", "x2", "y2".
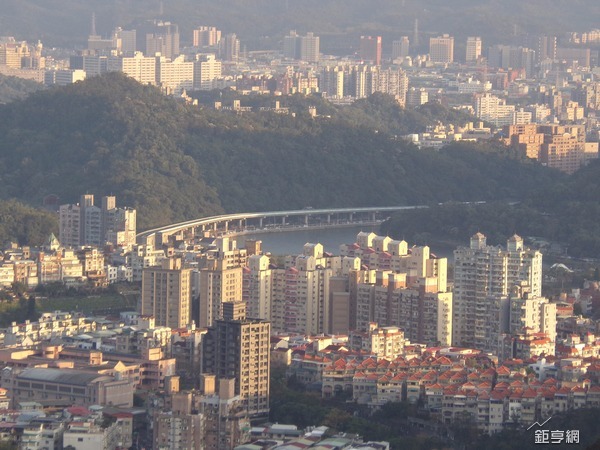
[{"x1": 0, "y1": 1, "x2": 599, "y2": 449}]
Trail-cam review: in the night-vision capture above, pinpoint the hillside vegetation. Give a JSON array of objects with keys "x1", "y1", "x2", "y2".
[
  {"x1": 382, "y1": 159, "x2": 600, "y2": 258},
  {"x1": 0, "y1": 74, "x2": 44, "y2": 104},
  {"x1": 0, "y1": 73, "x2": 562, "y2": 230},
  {"x1": 0, "y1": 200, "x2": 57, "y2": 246}
]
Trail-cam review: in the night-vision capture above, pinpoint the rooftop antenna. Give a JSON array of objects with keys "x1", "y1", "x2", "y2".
[
  {"x1": 91, "y1": 12, "x2": 97, "y2": 36},
  {"x1": 159, "y1": 1, "x2": 164, "y2": 16}
]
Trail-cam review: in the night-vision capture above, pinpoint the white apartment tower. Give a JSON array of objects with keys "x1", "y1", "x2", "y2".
[
  {"x1": 193, "y1": 54, "x2": 222, "y2": 90},
  {"x1": 109, "y1": 52, "x2": 157, "y2": 85},
  {"x1": 158, "y1": 55, "x2": 194, "y2": 93},
  {"x1": 243, "y1": 254, "x2": 272, "y2": 320},
  {"x1": 452, "y1": 233, "x2": 543, "y2": 349},
  {"x1": 474, "y1": 93, "x2": 516, "y2": 127},
  {"x1": 508, "y1": 284, "x2": 556, "y2": 344}
]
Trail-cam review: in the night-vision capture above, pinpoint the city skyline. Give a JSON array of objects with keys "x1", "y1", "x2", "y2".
[{"x1": 1, "y1": 1, "x2": 600, "y2": 448}]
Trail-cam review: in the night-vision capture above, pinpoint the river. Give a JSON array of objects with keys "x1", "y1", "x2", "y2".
[{"x1": 234, "y1": 224, "x2": 457, "y2": 261}]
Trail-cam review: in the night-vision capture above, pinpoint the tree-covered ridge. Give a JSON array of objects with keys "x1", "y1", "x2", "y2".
[
  {"x1": 192, "y1": 91, "x2": 476, "y2": 136},
  {"x1": 382, "y1": 159, "x2": 600, "y2": 258},
  {"x1": 0, "y1": 74, "x2": 223, "y2": 229},
  {"x1": 0, "y1": 74, "x2": 560, "y2": 231},
  {"x1": 0, "y1": 74, "x2": 43, "y2": 104},
  {"x1": 0, "y1": 199, "x2": 57, "y2": 246}
]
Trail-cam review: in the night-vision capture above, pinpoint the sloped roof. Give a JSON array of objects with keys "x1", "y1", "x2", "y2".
[{"x1": 17, "y1": 368, "x2": 110, "y2": 386}]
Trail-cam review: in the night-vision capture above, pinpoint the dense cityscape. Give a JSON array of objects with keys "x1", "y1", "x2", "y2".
[{"x1": 1, "y1": 1, "x2": 600, "y2": 449}]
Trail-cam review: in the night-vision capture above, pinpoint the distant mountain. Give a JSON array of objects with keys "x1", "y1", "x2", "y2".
[
  {"x1": 4, "y1": 0, "x2": 599, "y2": 50},
  {"x1": 0, "y1": 74, "x2": 560, "y2": 230}
]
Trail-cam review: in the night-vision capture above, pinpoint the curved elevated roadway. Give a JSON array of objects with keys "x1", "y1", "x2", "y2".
[{"x1": 136, "y1": 206, "x2": 429, "y2": 247}]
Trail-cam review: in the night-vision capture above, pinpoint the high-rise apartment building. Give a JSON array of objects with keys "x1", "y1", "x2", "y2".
[
  {"x1": 354, "y1": 252, "x2": 452, "y2": 345},
  {"x1": 59, "y1": 204, "x2": 81, "y2": 248},
  {"x1": 158, "y1": 55, "x2": 194, "y2": 94},
  {"x1": 202, "y1": 302, "x2": 270, "y2": 417},
  {"x1": 429, "y1": 34, "x2": 454, "y2": 63},
  {"x1": 407, "y1": 87, "x2": 429, "y2": 107},
  {"x1": 219, "y1": 34, "x2": 240, "y2": 62},
  {"x1": 452, "y1": 233, "x2": 542, "y2": 350},
  {"x1": 139, "y1": 20, "x2": 179, "y2": 59},
  {"x1": 0, "y1": 40, "x2": 31, "y2": 68},
  {"x1": 283, "y1": 31, "x2": 320, "y2": 62},
  {"x1": 193, "y1": 53, "x2": 222, "y2": 90},
  {"x1": 272, "y1": 255, "x2": 333, "y2": 335},
  {"x1": 359, "y1": 36, "x2": 382, "y2": 65},
  {"x1": 392, "y1": 37, "x2": 410, "y2": 60},
  {"x1": 114, "y1": 28, "x2": 137, "y2": 55},
  {"x1": 197, "y1": 263, "x2": 243, "y2": 328},
  {"x1": 271, "y1": 243, "x2": 342, "y2": 334},
  {"x1": 486, "y1": 282, "x2": 557, "y2": 359},
  {"x1": 537, "y1": 35, "x2": 557, "y2": 62},
  {"x1": 193, "y1": 26, "x2": 221, "y2": 47},
  {"x1": 539, "y1": 124, "x2": 588, "y2": 174},
  {"x1": 487, "y1": 45, "x2": 536, "y2": 77},
  {"x1": 466, "y1": 36, "x2": 482, "y2": 62},
  {"x1": 503, "y1": 124, "x2": 545, "y2": 159},
  {"x1": 196, "y1": 237, "x2": 245, "y2": 328},
  {"x1": 504, "y1": 123, "x2": 597, "y2": 172},
  {"x1": 283, "y1": 31, "x2": 300, "y2": 59},
  {"x1": 318, "y1": 64, "x2": 407, "y2": 102},
  {"x1": 59, "y1": 195, "x2": 136, "y2": 249},
  {"x1": 243, "y1": 255, "x2": 272, "y2": 320},
  {"x1": 474, "y1": 93, "x2": 516, "y2": 127},
  {"x1": 200, "y1": 378, "x2": 250, "y2": 449},
  {"x1": 300, "y1": 32, "x2": 320, "y2": 63},
  {"x1": 319, "y1": 66, "x2": 345, "y2": 98},
  {"x1": 349, "y1": 324, "x2": 406, "y2": 359},
  {"x1": 508, "y1": 284, "x2": 556, "y2": 343},
  {"x1": 141, "y1": 258, "x2": 192, "y2": 329},
  {"x1": 108, "y1": 52, "x2": 158, "y2": 85},
  {"x1": 153, "y1": 393, "x2": 203, "y2": 450}
]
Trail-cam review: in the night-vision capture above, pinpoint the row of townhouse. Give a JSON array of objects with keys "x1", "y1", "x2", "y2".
[
  {"x1": 318, "y1": 351, "x2": 600, "y2": 434},
  {"x1": 439, "y1": 382, "x2": 600, "y2": 434},
  {"x1": 2, "y1": 312, "x2": 97, "y2": 347}
]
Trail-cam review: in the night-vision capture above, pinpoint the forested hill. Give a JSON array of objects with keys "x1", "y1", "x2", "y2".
[
  {"x1": 0, "y1": 74, "x2": 561, "y2": 230},
  {"x1": 0, "y1": 74, "x2": 44, "y2": 104}
]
